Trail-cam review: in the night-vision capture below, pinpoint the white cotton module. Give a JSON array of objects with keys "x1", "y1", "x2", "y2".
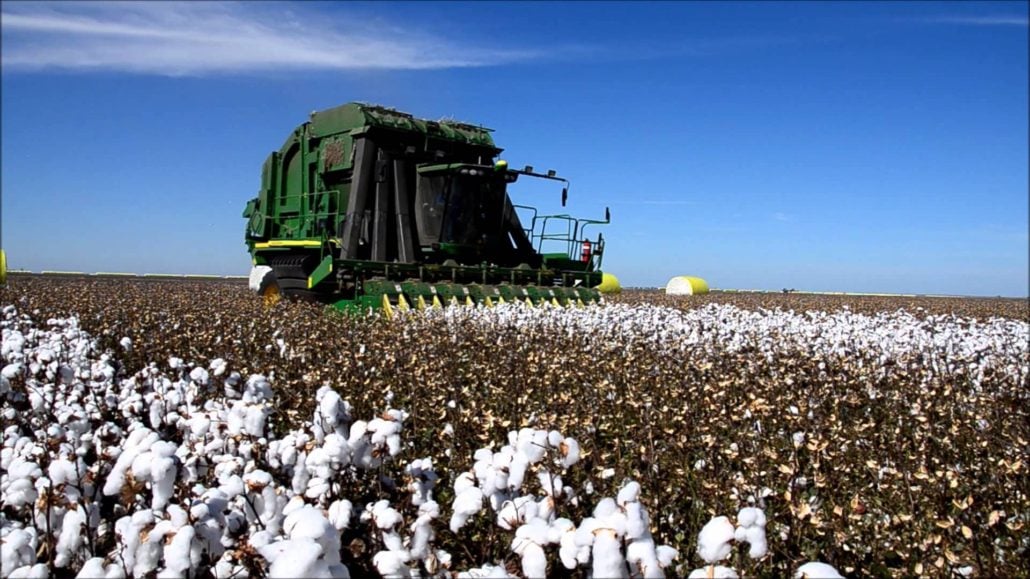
[
  {"x1": 794, "y1": 562, "x2": 844, "y2": 579},
  {"x1": 688, "y1": 565, "x2": 740, "y2": 578},
  {"x1": 697, "y1": 516, "x2": 736, "y2": 563}
]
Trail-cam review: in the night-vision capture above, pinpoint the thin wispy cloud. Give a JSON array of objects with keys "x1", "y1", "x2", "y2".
[
  {"x1": 0, "y1": 1, "x2": 539, "y2": 75},
  {"x1": 925, "y1": 15, "x2": 1029, "y2": 27}
]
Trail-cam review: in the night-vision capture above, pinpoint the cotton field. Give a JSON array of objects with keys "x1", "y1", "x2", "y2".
[{"x1": 1, "y1": 277, "x2": 1028, "y2": 578}]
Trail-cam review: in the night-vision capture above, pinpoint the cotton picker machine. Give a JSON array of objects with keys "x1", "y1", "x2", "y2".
[{"x1": 244, "y1": 102, "x2": 615, "y2": 313}]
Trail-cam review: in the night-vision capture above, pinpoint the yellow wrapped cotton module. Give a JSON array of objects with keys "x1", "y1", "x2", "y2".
[
  {"x1": 596, "y1": 272, "x2": 621, "y2": 294},
  {"x1": 665, "y1": 276, "x2": 709, "y2": 295}
]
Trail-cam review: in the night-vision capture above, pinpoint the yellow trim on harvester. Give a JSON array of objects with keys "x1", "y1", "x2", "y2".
[{"x1": 254, "y1": 240, "x2": 323, "y2": 249}]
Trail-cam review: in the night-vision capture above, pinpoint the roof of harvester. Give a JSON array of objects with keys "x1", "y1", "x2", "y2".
[{"x1": 307, "y1": 102, "x2": 497, "y2": 148}]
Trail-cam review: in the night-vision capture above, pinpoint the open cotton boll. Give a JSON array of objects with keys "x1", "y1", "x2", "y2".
[
  {"x1": 262, "y1": 538, "x2": 323, "y2": 578},
  {"x1": 688, "y1": 565, "x2": 740, "y2": 578},
  {"x1": 697, "y1": 516, "x2": 736, "y2": 563},
  {"x1": 617, "y1": 481, "x2": 641, "y2": 506},
  {"x1": 370, "y1": 500, "x2": 403, "y2": 530},
  {"x1": 656, "y1": 545, "x2": 678, "y2": 568},
  {"x1": 450, "y1": 486, "x2": 484, "y2": 532},
  {"x1": 456, "y1": 564, "x2": 516, "y2": 578},
  {"x1": 592, "y1": 528, "x2": 628, "y2": 579},
  {"x1": 795, "y1": 562, "x2": 844, "y2": 579},
  {"x1": 7, "y1": 563, "x2": 49, "y2": 578},
  {"x1": 119, "y1": 337, "x2": 132, "y2": 352},
  {"x1": 328, "y1": 499, "x2": 353, "y2": 531},
  {"x1": 515, "y1": 541, "x2": 546, "y2": 578},
  {"x1": 559, "y1": 437, "x2": 581, "y2": 468},
  {"x1": 53, "y1": 506, "x2": 86, "y2": 568},
  {"x1": 373, "y1": 550, "x2": 412, "y2": 578},
  {"x1": 1, "y1": 527, "x2": 38, "y2": 572},
  {"x1": 497, "y1": 496, "x2": 537, "y2": 531},
  {"x1": 160, "y1": 525, "x2": 196, "y2": 577},
  {"x1": 734, "y1": 507, "x2": 768, "y2": 558},
  {"x1": 76, "y1": 558, "x2": 110, "y2": 578}
]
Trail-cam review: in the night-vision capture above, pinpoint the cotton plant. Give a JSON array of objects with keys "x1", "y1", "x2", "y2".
[
  {"x1": 450, "y1": 428, "x2": 678, "y2": 578},
  {"x1": 688, "y1": 506, "x2": 769, "y2": 578},
  {"x1": 0, "y1": 306, "x2": 418, "y2": 577}
]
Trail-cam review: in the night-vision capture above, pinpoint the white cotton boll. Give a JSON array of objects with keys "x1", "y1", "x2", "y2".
[
  {"x1": 77, "y1": 558, "x2": 108, "y2": 578},
  {"x1": 744, "y1": 527, "x2": 767, "y2": 559},
  {"x1": 518, "y1": 542, "x2": 547, "y2": 578},
  {"x1": 162, "y1": 525, "x2": 195, "y2": 577},
  {"x1": 189, "y1": 367, "x2": 209, "y2": 385},
  {"x1": 456, "y1": 564, "x2": 516, "y2": 578},
  {"x1": 167, "y1": 505, "x2": 189, "y2": 529},
  {"x1": 547, "y1": 518, "x2": 575, "y2": 544},
  {"x1": 169, "y1": 357, "x2": 183, "y2": 370},
  {"x1": 263, "y1": 539, "x2": 324, "y2": 578},
  {"x1": 559, "y1": 527, "x2": 579, "y2": 569},
  {"x1": 2, "y1": 528, "x2": 37, "y2": 571},
  {"x1": 656, "y1": 545, "x2": 678, "y2": 567},
  {"x1": 515, "y1": 517, "x2": 551, "y2": 547},
  {"x1": 54, "y1": 506, "x2": 86, "y2": 568},
  {"x1": 624, "y1": 502, "x2": 647, "y2": 539},
  {"x1": 8, "y1": 563, "x2": 49, "y2": 578},
  {"x1": 627, "y1": 537, "x2": 664, "y2": 579},
  {"x1": 120, "y1": 337, "x2": 132, "y2": 351},
  {"x1": 508, "y1": 452, "x2": 530, "y2": 491},
  {"x1": 537, "y1": 470, "x2": 561, "y2": 497},
  {"x1": 592, "y1": 529, "x2": 628, "y2": 579},
  {"x1": 617, "y1": 481, "x2": 641, "y2": 506},
  {"x1": 373, "y1": 550, "x2": 412, "y2": 578},
  {"x1": 4, "y1": 478, "x2": 37, "y2": 507},
  {"x1": 794, "y1": 562, "x2": 844, "y2": 579},
  {"x1": 1, "y1": 363, "x2": 23, "y2": 380},
  {"x1": 735, "y1": 507, "x2": 768, "y2": 559},
  {"x1": 697, "y1": 516, "x2": 736, "y2": 563},
  {"x1": 497, "y1": 496, "x2": 537, "y2": 531},
  {"x1": 450, "y1": 486, "x2": 483, "y2": 532},
  {"x1": 593, "y1": 497, "x2": 617, "y2": 518},
  {"x1": 454, "y1": 471, "x2": 476, "y2": 494},
  {"x1": 150, "y1": 443, "x2": 178, "y2": 511},
  {"x1": 328, "y1": 499, "x2": 353, "y2": 530},
  {"x1": 547, "y1": 430, "x2": 563, "y2": 447},
  {"x1": 473, "y1": 447, "x2": 493, "y2": 463},
  {"x1": 209, "y1": 358, "x2": 227, "y2": 377},
  {"x1": 688, "y1": 566, "x2": 739, "y2": 578},
  {"x1": 219, "y1": 475, "x2": 245, "y2": 500},
  {"x1": 371, "y1": 501, "x2": 403, "y2": 530}
]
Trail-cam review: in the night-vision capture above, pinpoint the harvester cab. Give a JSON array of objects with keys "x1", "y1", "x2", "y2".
[{"x1": 244, "y1": 102, "x2": 611, "y2": 311}]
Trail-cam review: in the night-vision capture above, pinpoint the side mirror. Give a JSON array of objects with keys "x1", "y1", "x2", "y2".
[
  {"x1": 561, "y1": 187, "x2": 568, "y2": 207},
  {"x1": 605, "y1": 207, "x2": 611, "y2": 222}
]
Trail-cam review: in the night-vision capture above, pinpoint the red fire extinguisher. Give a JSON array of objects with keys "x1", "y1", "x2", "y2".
[{"x1": 580, "y1": 240, "x2": 592, "y2": 263}]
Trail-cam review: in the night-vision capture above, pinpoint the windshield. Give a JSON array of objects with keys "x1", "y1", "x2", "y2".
[{"x1": 415, "y1": 173, "x2": 502, "y2": 246}]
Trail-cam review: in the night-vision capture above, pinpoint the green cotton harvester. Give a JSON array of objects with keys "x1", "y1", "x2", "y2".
[{"x1": 244, "y1": 102, "x2": 613, "y2": 313}]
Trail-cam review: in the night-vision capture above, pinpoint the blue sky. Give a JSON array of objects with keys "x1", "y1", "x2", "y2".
[{"x1": 2, "y1": 1, "x2": 1027, "y2": 296}]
